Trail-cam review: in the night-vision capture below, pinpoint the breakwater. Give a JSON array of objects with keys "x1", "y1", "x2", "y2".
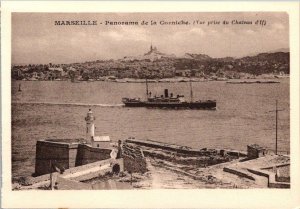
[{"x1": 125, "y1": 138, "x2": 247, "y2": 157}]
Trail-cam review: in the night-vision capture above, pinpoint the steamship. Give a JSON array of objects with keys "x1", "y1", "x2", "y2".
[{"x1": 122, "y1": 79, "x2": 216, "y2": 110}]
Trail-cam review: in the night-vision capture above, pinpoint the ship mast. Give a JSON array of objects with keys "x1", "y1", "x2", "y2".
[{"x1": 189, "y1": 77, "x2": 193, "y2": 102}]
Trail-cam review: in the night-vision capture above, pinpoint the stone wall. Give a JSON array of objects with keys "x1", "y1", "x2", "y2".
[
  {"x1": 75, "y1": 144, "x2": 112, "y2": 166},
  {"x1": 35, "y1": 140, "x2": 79, "y2": 176},
  {"x1": 143, "y1": 149, "x2": 231, "y2": 167},
  {"x1": 21, "y1": 158, "x2": 124, "y2": 186},
  {"x1": 62, "y1": 158, "x2": 124, "y2": 181},
  {"x1": 121, "y1": 143, "x2": 147, "y2": 173},
  {"x1": 126, "y1": 138, "x2": 247, "y2": 157},
  {"x1": 69, "y1": 147, "x2": 78, "y2": 168},
  {"x1": 35, "y1": 140, "x2": 113, "y2": 176},
  {"x1": 275, "y1": 175, "x2": 290, "y2": 183},
  {"x1": 247, "y1": 144, "x2": 266, "y2": 159},
  {"x1": 247, "y1": 168, "x2": 290, "y2": 188},
  {"x1": 223, "y1": 167, "x2": 255, "y2": 181}
]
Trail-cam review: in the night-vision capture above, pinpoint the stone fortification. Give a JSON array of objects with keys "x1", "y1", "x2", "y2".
[
  {"x1": 35, "y1": 140, "x2": 80, "y2": 176},
  {"x1": 75, "y1": 144, "x2": 112, "y2": 166},
  {"x1": 121, "y1": 142, "x2": 147, "y2": 173},
  {"x1": 35, "y1": 139, "x2": 113, "y2": 176},
  {"x1": 247, "y1": 144, "x2": 266, "y2": 159}
]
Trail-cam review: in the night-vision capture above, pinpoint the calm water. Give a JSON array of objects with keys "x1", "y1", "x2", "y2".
[{"x1": 12, "y1": 80, "x2": 290, "y2": 179}]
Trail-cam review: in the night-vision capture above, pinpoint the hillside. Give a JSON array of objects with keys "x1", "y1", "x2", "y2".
[
  {"x1": 183, "y1": 53, "x2": 212, "y2": 60},
  {"x1": 12, "y1": 47, "x2": 290, "y2": 80}
]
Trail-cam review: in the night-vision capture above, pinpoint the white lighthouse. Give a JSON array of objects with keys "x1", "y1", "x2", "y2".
[{"x1": 85, "y1": 109, "x2": 95, "y2": 143}]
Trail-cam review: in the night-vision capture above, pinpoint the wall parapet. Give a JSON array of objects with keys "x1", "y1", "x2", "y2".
[
  {"x1": 35, "y1": 139, "x2": 114, "y2": 176},
  {"x1": 21, "y1": 158, "x2": 124, "y2": 186},
  {"x1": 247, "y1": 168, "x2": 290, "y2": 188}
]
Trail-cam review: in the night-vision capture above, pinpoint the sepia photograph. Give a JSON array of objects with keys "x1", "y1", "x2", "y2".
[
  {"x1": 1, "y1": 1, "x2": 300, "y2": 208},
  {"x1": 10, "y1": 12, "x2": 292, "y2": 191}
]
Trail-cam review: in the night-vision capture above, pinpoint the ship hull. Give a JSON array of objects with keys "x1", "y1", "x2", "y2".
[
  {"x1": 123, "y1": 102, "x2": 146, "y2": 107},
  {"x1": 123, "y1": 101, "x2": 216, "y2": 109}
]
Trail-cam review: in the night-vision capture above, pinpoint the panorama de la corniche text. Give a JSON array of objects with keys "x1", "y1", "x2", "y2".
[
  {"x1": 54, "y1": 20, "x2": 255, "y2": 26},
  {"x1": 54, "y1": 20, "x2": 191, "y2": 26}
]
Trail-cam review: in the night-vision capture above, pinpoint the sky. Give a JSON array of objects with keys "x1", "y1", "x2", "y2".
[{"x1": 12, "y1": 12, "x2": 289, "y2": 64}]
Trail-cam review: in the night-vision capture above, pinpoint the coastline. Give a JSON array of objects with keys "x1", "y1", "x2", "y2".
[{"x1": 14, "y1": 75, "x2": 289, "y2": 83}]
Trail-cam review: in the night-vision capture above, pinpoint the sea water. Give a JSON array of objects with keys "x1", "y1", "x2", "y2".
[{"x1": 11, "y1": 79, "x2": 290, "y2": 178}]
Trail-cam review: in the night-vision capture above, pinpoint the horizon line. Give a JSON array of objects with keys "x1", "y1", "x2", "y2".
[{"x1": 12, "y1": 47, "x2": 290, "y2": 66}]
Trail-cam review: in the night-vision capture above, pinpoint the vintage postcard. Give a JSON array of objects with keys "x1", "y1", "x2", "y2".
[{"x1": 1, "y1": 1, "x2": 300, "y2": 208}]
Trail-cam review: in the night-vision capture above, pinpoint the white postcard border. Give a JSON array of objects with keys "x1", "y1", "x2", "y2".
[{"x1": 1, "y1": 1, "x2": 299, "y2": 208}]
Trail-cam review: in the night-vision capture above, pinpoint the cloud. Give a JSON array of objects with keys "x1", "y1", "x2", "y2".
[
  {"x1": 12, "y1": 13, "x2": 289, "y2": 64},
  {"x1": 104, "y1": 31, "x2": 124, "y2": 41},
  {"x1": 222, "y1": 28, "x2": 236, "y2": 36},
  {"x1": 99, "y1": 27, "x2": 149, "y2": 42},
  {"x1": 189, "y1": 28, "x2": 205, "y2": 36},
  {"x1": 172, "y1": 27, "x2": 205, "y2": 42}
]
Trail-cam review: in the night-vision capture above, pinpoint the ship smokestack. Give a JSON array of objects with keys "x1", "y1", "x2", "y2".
[{"x1": 164, "y1": 89, "x2": 169, "y2": 98}]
